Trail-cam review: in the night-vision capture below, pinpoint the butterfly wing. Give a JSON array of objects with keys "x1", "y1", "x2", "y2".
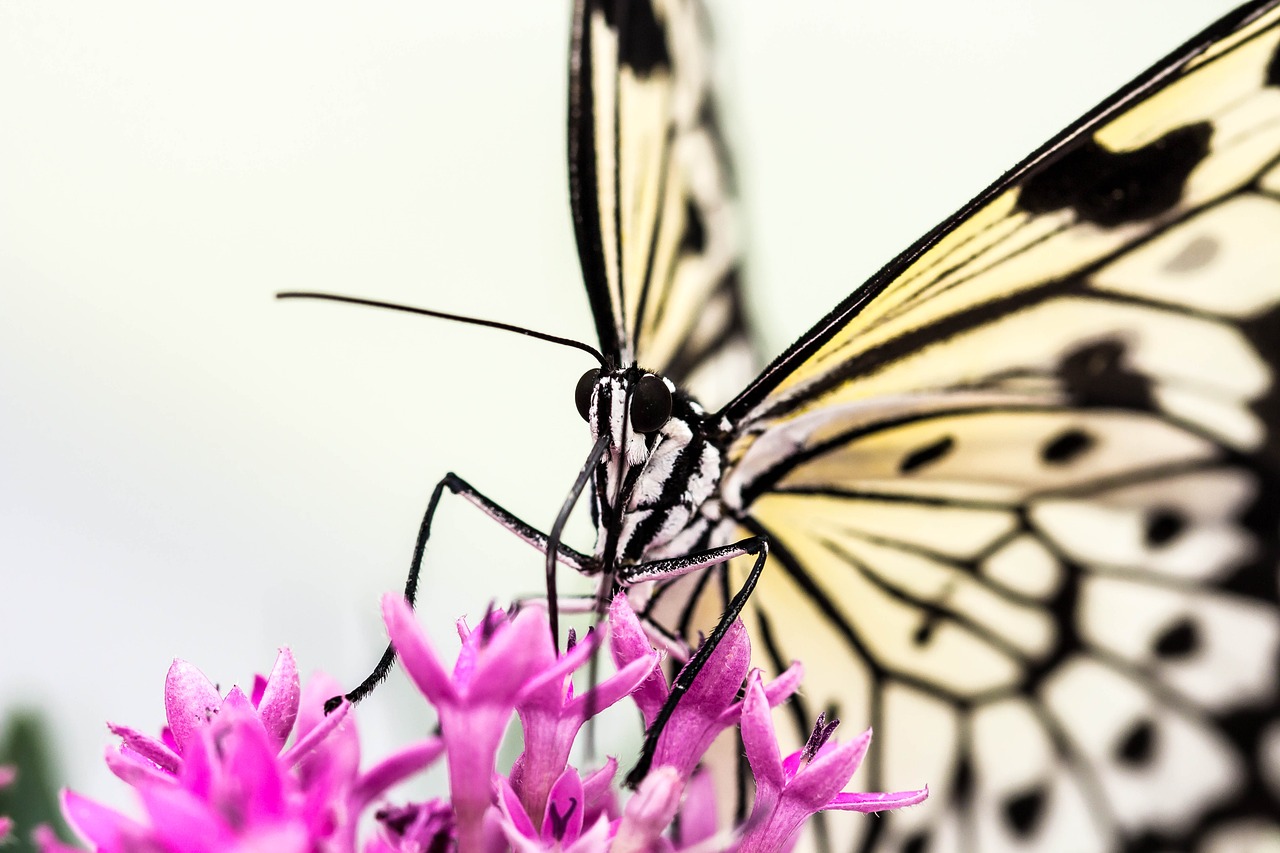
[
  {"x1": 671, "y1": 3, "x2": 1280, "y2": 850},
  {"x1": 568, "y1": 0, "x2": 755, "y2": 408}
]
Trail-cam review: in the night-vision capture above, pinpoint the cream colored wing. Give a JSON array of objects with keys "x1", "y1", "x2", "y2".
[
  {"x1": 568, "y1": 0, "x2": 755, "y2": 409},
  {"x1": 670, "y1": 3, "x2": 1280, "y2": 850}
]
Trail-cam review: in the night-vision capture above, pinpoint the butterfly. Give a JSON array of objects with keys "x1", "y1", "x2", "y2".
[
  {"x1": 301, "y1": 1, "x2": 1280, "y2": 850},
  {"x1": 560, "y1": 1, "x2": 1280, "y2": 849}
]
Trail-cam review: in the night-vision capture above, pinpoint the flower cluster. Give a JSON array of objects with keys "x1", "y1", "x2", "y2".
[
  {"x1": 40, "y1": 594, "x2": 925, "y2": 852},
  {"x1": 1, "y1": 764, "x2": 14, "y2": 841}
]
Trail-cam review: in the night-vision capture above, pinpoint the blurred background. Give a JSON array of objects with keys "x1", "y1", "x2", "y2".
[{"x1": 0, "y1": 0, "x2": 1230, "y2": 841}]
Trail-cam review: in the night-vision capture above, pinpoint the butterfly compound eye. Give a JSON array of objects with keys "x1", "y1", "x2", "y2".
[
  {"x1": 575, "y1": 368, "x2": 600, "y2": 421},
  {"x1": 630, "y1": 374, "x2": 672, "y2": 433}
]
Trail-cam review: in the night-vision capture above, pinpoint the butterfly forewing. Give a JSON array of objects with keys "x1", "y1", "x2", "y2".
[
  {"x1": 676, "y1": 4, "x2": 1280, "y2": 850},
  {"x1": 568, "y1": 0, "x2": 755, "y2": 409}
]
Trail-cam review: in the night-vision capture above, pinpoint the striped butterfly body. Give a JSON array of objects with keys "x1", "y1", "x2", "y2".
[{"x1": 562, "y1": 1, "x2": 1280, "y2": 851}]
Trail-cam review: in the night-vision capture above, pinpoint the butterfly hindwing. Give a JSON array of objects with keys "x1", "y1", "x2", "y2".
[{"x1": 568, "y1": 0, "x2": 755, "y2": 409}]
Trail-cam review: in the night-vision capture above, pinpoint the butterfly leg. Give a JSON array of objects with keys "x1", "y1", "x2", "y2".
[
  {"x1": 324, "y1": 472, "x2": 596, "y2": 711},
  {"x1": 440, "y1": 473, "x2": 596, "y2": 573},
  {"x1": 621, "y1": 536, "x2": 769, "y2": 784}
]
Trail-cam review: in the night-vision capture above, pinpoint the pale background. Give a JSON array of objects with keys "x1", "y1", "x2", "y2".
[{"x1": 0, "y1": 0, "x2": 1231, "y2": 813}]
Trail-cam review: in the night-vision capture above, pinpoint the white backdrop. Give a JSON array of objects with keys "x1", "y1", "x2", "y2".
[{"x1": 0, "y1": 0, "x2": 1230, "y2": 812}]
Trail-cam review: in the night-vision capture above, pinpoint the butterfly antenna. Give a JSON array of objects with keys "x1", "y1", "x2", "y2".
[{"x1": 277, "y1": 291, "x2": 606, "y2": 364}]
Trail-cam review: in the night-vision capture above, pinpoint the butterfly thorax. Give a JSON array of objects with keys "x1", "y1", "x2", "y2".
[{"x1": 578, "y1": 366, "x2": 729, "y2": 575}]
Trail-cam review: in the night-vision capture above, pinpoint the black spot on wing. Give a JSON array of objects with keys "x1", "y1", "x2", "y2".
[
  {"x1": 1042, "y1": 429, "x2": 1094, "y2": 465},
  {"x1": 1145, "y1": 508, "x2": 1186, "y2": 547},
  {"x1": 1059, "y1": 339, "x2": 1156, "y2": 409},
  {"x1": 900, "y1": 834, "x2": 927, "y2": 853},
  {"x1": 615, "y1": 0, "x2": 671, "y2": 76},
  {"x1": 1017, "y1": 123, "x2": 1212, "y2": 227},
  {"x1": 899, "y1": 435, "x2": 955, "y2": 474},
  {"x1": 1116, "y1": 718, "x2": 1155, "y2": 766},
  {"x1": 913, "y1": 617, "x2": 936, "y2": 646},
  {"x1": 680, "y1": 196, "x2": 706, "y2": 254},
  {"x1": 901, "y1": 829, "x2": 931, "y2": 850},
  {"x1": 1153, "y1": 616, "x2": 1199, "y2": 659},
  {"x1": 1004, "y1": 786, "x2": 1047, "y2": 837},
  {"x1": 952, "y1": 753, "x2": 974, "y2": 804},
  {"x1": 1267, "y1": 37, "x2": 1280, "y2": 87}
]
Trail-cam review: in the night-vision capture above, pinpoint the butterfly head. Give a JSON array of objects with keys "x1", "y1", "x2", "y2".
[
  {"x1": 575, "y1": 365, "x2": 689, "y2": 548},
  {"x1": 574, "y1": 366, "x2": 674, "y2": 467}
]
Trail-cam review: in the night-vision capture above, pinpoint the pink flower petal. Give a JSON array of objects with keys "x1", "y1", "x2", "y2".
[
  {"x1": 563, "y1": 648, "x2": 658, "y2": 721},
  {"x1": 137, "y1": 783, "x2": 230, "y2": 853},
  {"x1": 608, "y1": 595, "x2": 668, "y2": 725},
  {"x1": 281, "y1": 699, "x2": 351, "y2": 768},
  {"x1": 227, "y1": 825, "x2": 312, "y2": 853},
  {"x1": 294, "y1": 672, "x2": 360, "y2": 792},
  {"x1": 470, "y1": 606, "x2": 558, "y2": 703},
  {"x1": 786, "y1": 729, "x2": 872, "y2": 808},
  {"x1": 496, "y1": 776, "x2": 537, "y2": 840},
  {"x1": 382, "y1": 594, "x2": 459, "y2": 706},
  {"x1": 250, "y1": 673, "x2": 268, "y2": 707},
  {"x1": 678, "y1": 770, "x2": 718, "y2": 845},
  {"x1": 564, "y1": 814, "x2": 613, "y2": 853},
  {"x1": 220, "y1": 685, "x2": 255, "y2": 716},
  {"x1": 581, "y1": 758, "x2": 619, "y2": 824},
  {"x1": 651, "y1": 618, "x2": 752, "y2": 775},
  {"x1": 107, "y1": 723, "x2": 181, "y2": 774},
  {"x1": 762, "y1": 663, "x2": 804, "y2": 708},
  {"x1": 105, "y1": 745, "x2": 175, "y2": 788},
  {"x1": 679, "y1": 618, "x2": 751, "y2": 714},
  {"x1": 541, "y1": 767, "x2": 584, "y2": 845},
  {"x1": 256, "y1": 648, "x2": 300, "y2": 751},
  {"x1": 218, "y1": 713, "x2": 290, "y2": 823},
  {"x1": 34, "y1": 824, "x2": 83, "y2": 853},
  {"x1": 613, "y1": 766, "x2": 683, "y2": 853},
  {"x1": 740, "y1": 671, "x2": 785, "y2": 795},
  {"x1": 517, "y1": 625, "x2": 598, "y2": 706},
  {"x1": 164, "y1": 659, "x2": 222, "y2": 754},
  {"x1": 61, "y1": 789, "x2": 146, "y2": 849},
  {"x1": 826, "y1": 786, "x2": 929, "y2": 813},
  {"x1": 352, "y1": 738, "x2": 445, "y2": 810}
]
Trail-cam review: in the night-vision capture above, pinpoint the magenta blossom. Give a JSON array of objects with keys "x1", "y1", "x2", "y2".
[
  {"x1": 42, "y1": 652, "x2": 441, "y2": 853},
  {"x1": 608, "y1": 594, "x2": 802, "y2": 778},
  {"x1": 382, "y1": 595, "x2": 614, "y2": 851},
  {"x1": 511, "y1": 626, "x2": 657, "y2": 821},
  {"x1": 495, "y1": 768, "x2": 612, "y2": 853},
  {"x1": 43, "y1": 593, "x2": 925, "y2": 852},
  {"x1": 738, "y1": 670, "x2": 929, "y2": 852},
  {"x1": 0, "y1": 765, "x2": 14, "y2": 842}
]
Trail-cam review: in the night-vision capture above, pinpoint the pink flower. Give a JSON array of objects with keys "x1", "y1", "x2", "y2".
[
  {"x1": 367, "y1": 799, "x2": 455, "y2": 852},
  {"x1": 382, "y1": 596, "x2": 601, "y2": 851},
  {"x1": 608, "y1": 595, "x2": 802, "y2": 778},
  {"x1": 43, "y1": 652, "x2": 441, "y2": 853},
  {"x1": 510, "y1": 628, "x2": 657, "y2": 822},
  {"x1": 42, "y1": 593, "x2": 927, "y2": 852},
  {"x1": 738, "y1": 670, "x2": 929, "y2": 852},
  {"x1": 105, "y1": 650, "x2": 301, "y2": 788},
  {"x1": 0, "y1": 765, "x2": 15, "y2": 842},
  {"x1": 496, "y1": 768, "x2": 612, "y2": 853}
]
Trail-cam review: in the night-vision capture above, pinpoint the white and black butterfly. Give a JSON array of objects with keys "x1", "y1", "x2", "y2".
[{"x1": 295, "y1": 1, "x2": 1280, "y2": 850}]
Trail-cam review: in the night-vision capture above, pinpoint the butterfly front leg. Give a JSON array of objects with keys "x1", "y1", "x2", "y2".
[
  {"x1": 619, "y1": 535, "x2": 769, "y2": 784},
  {"x1": 324, "y1": 472, "x2": 597, "y2": 711}
]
